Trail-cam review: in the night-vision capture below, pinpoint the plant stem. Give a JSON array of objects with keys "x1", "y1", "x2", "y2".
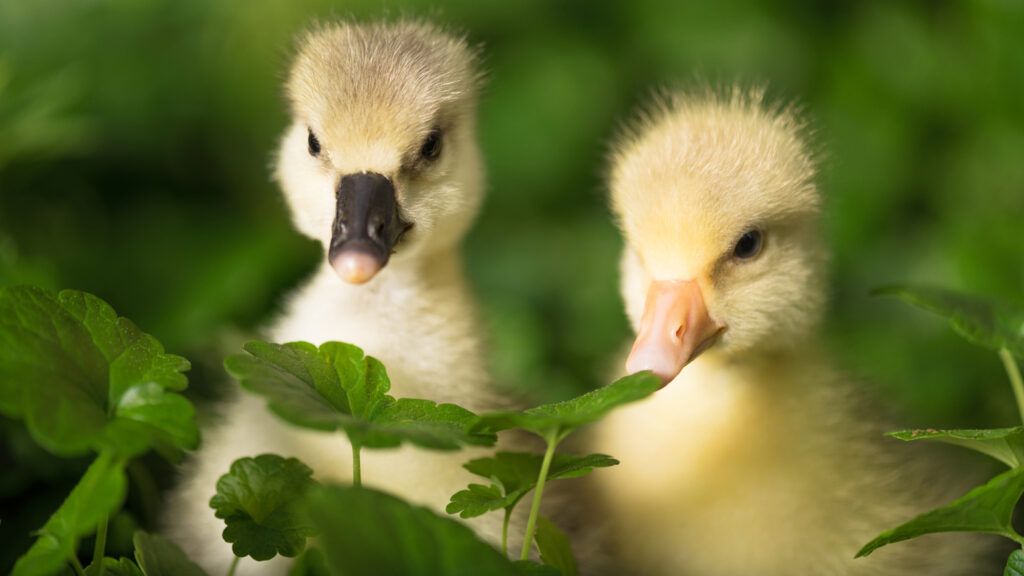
[
  {"x1": 92, "y1": 514, "x2": 109, "y2": 576},
  {"x1": 1000, "y1": 348, "x2": 1024, "y2": 425},
  {"x1": 351, "y1": 442, "x2": 362, "y2": 488},
  {"x1": 70, "y1": 555, "x2": 87, "y2": 576},
  {"x1": 226, "y1": 556, "x2": 240, "y2": 576},
  {"x1": 520, "y1": 432, "x2": 558, "y2": 561},
  {"x1": 502, "y1": 508, "x2": 511, "y2": 558}
]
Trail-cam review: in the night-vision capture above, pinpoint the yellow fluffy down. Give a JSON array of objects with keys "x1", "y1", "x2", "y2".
[{"x1": 589, "y1": 90, "x2": 1000, "y2": 575}]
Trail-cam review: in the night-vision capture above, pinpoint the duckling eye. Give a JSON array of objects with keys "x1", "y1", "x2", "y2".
[
  {"x1": 733, "y1": 230, "x2": 764, "y2": 260},
  {"x1": 307, "y1": 129, "x2": 321, "y2": 157},
  {"x1": 420, "y1": 129, "x2": 443, "y2": 161}
]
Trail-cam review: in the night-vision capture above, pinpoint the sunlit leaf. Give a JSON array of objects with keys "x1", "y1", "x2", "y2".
[
  {"x1": 0, "y1": 286, "x2": 197, "y2": 458},
  {"x1": 225, "y1": 340, "x2": 495, "y2": 450},
  {"x1": 474, "y1": 372, "x2": 660, "y2": 440}
]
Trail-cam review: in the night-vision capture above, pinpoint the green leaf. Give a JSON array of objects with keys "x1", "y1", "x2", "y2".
[
  {"x1": 133, "y1": 531, "x2": 209, "y2": 576},
  {"x1": 0, "y1": 286, "x2": 197, "y2": 458},
  {"x1": 474, "y1": 372, "x2": 660, "y2": 440},
  {"x1": 288, "y1": 547, "x2": 331, "y2": 576},
  {"x1": 857, "y1": 467, "x2": 1024, "y2": 557},
  {"x1": 85, "y1": 557, "x2": 144, "y2": 576},
  {"x1": 1006, "y1": 549, "x2": 1024, "y2": 576},
  {"x1": 209, "y1": 454, "x2": 318, "y2": 561},
  {"x1": 225, "y1": 340, "x2": 496, "y2": 450},
  {"x1": 511, "y1": 561, "x2": 562, "y2": 576},
  {"x1": 447, "y1": 452, "x2": 618, "y2": 519},
  {"x1": 446, "y1": 483, "x2": 507, "y2": 519},
  {"x1": 12, "y1": 452, "x2": 127, "y2": 576},
  {"x1": 889, "y1": 427, "x2": 1024, "y2": 468},
  {"x1": 875, "y1": 286, "x2": 1024, "y2": 358},
  {"x1": 304, "y1": 484, "x2": 520, "y2": 576},
  {"x1": 535, "y1": 517, "x2": 576, "y2": 576}
]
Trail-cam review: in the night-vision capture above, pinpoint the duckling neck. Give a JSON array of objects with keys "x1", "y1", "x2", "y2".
[{"x1": 270, "y1": 249, "x2": 493, "y2": 407}]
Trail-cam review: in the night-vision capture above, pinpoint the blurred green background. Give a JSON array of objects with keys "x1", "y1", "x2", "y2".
[{"x1": 1, "y1": 0, "x2": 1022, "y2": 568}]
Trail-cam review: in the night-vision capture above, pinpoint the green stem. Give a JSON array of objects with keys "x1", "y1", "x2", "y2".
[
  {"x1": 91, "y1": 514, "x2": 109, "y2": 576},
  {"x1": 1000, "y1": 348, "x2": 1024, "y2": 425},
  {"x1": 351, "y1": 442, "x2": 362, "y2": 488},
  {"x1": 226, "y1": 556, "x2": 240, "y2": 576},
  {"x1": 70, "y1": 555, "x2": 87, "y2": 576},
  {"x1": 520, "y1": 432, "x2": 558, "y2": 561},
  {"x1": 501, "y1": 507, "x2": 511, "y2": 558}
]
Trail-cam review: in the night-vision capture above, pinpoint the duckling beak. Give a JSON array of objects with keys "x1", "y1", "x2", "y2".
[
  {"x1": 329, "y1": 172, "x2": 411, "y2": 284},
  {"x1": 626, "y1": 279, "x2": 723, "y2": 385}
]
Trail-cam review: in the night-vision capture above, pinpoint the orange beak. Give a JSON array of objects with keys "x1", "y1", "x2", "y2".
[{"x1": 625, "y1": 279, "x2": 724, "y2": 385}]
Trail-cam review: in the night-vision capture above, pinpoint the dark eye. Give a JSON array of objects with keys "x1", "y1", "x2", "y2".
[
  {"x1": 733, "y1": 230, "x2": 764, "y2": 260},
  {"x1": 307, "y1": 129, "x2": 321, "y2": 157},
  {"x1": 420, "y1": 129, "x2": 442, "y2": 161}
]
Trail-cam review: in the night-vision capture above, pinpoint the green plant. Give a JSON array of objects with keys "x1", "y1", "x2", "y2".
[
  {"x1": 447, "y1": 374, "x2": 659, "y2": 561},
  {"x1": 0, "y1": 286, "x2": 200, "y2": 576},
  {"x1": 223, "y1": 341, "x2": 497, "y2": 487},
  {"x1": 223, "y1": 339, "x2": 658, "y2": 573},
  {"x1": 857, "y1": 286, "x2": 1024, "y2": 573},
  {"x1": 1, "y1": 285, "x2": 658, "y2": 575}
]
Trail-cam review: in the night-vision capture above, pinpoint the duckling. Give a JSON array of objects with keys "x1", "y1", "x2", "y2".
[
  {"x1": 164, "y1": 21, "x2": 510, "y2": 574},
  {"x1": 590, "y1": 90, "x2": 993, "y2": 575}
]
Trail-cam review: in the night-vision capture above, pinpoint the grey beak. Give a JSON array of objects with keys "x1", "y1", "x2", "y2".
[{"x1": 328, "y1": 172, "x2": 411, "y2": 284}]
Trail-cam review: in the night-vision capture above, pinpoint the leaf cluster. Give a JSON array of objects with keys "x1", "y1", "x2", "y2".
[{"x1": 859, "y1": 286, "x2": 1024, "y2": 573}]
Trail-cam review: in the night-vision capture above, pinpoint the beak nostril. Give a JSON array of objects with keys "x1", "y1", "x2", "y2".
[
  {"x1": 369, "y1": 219, "x2": 384, "y2": 240},
  {"x1": 672, "y1": 324, "x2": 686, "y2": 343}
]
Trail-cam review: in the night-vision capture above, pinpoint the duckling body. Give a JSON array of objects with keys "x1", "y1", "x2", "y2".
[
  {"x1": 164, "y1": 21, "x2": 513, "y2": 574},
  {"x1": 591, "y1": 91, "x2": 994, "y2": 575},
  {"x1": 596, "y1": 349, "x2": 988, "y2": 575}
]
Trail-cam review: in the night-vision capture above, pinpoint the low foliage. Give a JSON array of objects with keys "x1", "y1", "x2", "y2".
[
  {"x1": 2, "y1": 285, "x2": 655, "y2": 575},
  {"x1": 858, "y1": 286, "x2": 1024, "y2": 573}
]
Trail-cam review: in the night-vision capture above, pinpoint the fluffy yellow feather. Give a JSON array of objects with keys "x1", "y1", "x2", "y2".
[{"x1": 591, "y1": 89, "x2": 997, "y2": 575}]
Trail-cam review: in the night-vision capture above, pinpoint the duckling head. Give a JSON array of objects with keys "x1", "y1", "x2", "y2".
[
  {"x1": 276, "y1": 21, "x2": 483, "y2": 284},
  {"x1": 610, "y1": 90, "x2": 826, "y2": 384}
]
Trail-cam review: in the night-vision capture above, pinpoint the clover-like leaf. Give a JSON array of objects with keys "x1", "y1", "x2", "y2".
[
  {"x1": 875, "y1": 286, "x2": 1024, "y2": 358},
  {"x1": 535, "y1": 517, "x2": 577, "y2": 576},
  {"x1": 474, "y1": 372, "x2": 660, "y2": 440},
  {"x1": 447, "y1": 483, "x2": 507, "y2": 519},
  {"x1": 0, "y1": 286, "x2": 197, "y2": 458},
  {"x1": 304, "y1": 484, "x2": 520, "y2": 576},
  {"x1": 1006, "y1": 549, "x2": 1024, "y2": 576},
  {"x1": 225, "y1": 340, "x2": 495, "y2": 450},
  {"x1": 12, "y1": 452, "x2": 128, "y2": 576},
  {"x1": 133, "y1": 531, "x2": 209, "y2": 576},
  {"x1": 889, "y1": 427, "x2": 1024, "y2": 468},
  {"x1": 447, "y1": 452, "x2": 618, "y2": 519},
  {"x1": 857, "y1": 467, "x2": 1024, "y2": 557},
  {"x1": 210, "y1": 454, "x2": 318, "y2": 561}
]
